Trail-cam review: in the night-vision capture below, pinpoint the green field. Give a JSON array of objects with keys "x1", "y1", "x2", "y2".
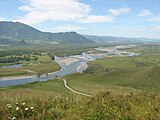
[
  {"x1": 0, "y1": 79, "x2": 77, "y2": 99},
  {"x1": 64, "y1": 45, "x2": 160, "y2": 95},
  {"x1": 0, "y1": 44, "x2": 160, "y2": 119},
  {"x1": 0, "y1": 55, "x2": 60, "y2": 77},
  {"x1": 1, "y1": 45, "x2": 160, "y2": 96}
]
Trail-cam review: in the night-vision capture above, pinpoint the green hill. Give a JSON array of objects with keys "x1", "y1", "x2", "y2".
[
  {"x1": 0, "y1": 21, "x2": 94, "y2": 44},
  {"x1": 0, "y1": 36, "x2": 28, "y2": 45}
]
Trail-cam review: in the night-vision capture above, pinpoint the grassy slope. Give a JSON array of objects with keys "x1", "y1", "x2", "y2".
[
  {"x1": 65, "y1": 45, "x2": 160, "y2": 94},
  {"x1": 0, "y1": 92, "x2": 160, "y2": 120},
  {"x1": 0, "y1": 45, "x2": 160, "y2": 119},
  {"x1": 0, "y1": 79, "x2": 78, "y2": 101},
  {"x1": 0, "y1": 55, "x2": 60, "y2": 77}
]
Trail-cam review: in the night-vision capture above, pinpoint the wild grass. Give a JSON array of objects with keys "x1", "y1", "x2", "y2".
[{"x1": 0, "y1": 91, "x2": 159, "y2": 120}]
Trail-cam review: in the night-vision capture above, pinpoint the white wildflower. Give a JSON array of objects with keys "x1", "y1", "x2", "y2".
[
  {"x1": 30, "y1": 107, "x2": 34, "y2": 110},
  {"x1": 25, "y1": 108, "x2": 28, "y2": 111},
  {"x1": 6, "y1": 104, "x2": 11, "y2": 106},
  {"x1": 22, "y1": 102, "x2": 25, "y2": 105},
  {"x1": 6, "y1": 104, "x2": 11, "y2": 108},
  {"x1": 12, "y1": 117, "x2": 16, "y2": 120},
  {"x1": 66, "y1": 97, "x2": 68, "y2": 101},
  {"x1": 16, "y1": 107, "x2": 19, "y2": 111},
  {"x1": 8, "y1": 117, "x2": 11, "y2": 119}
]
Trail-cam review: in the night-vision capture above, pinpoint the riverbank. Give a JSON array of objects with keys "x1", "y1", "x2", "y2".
[
  {"x1": 0, "y1": 55, "x2": 60, "y2": 78},
  {"x1": 0, "y1": 45, "x2": 140, "y2": 87},
  {"x1": 0, "y1": 75, "x2": 35, "y2": 81}
]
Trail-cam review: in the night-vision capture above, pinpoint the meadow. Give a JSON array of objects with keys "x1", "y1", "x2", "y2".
[
  {"x1": 65, "y1": 45, "x2": 160, "y2": 94},
  {"x1": 0, "y1": 44, "x2": 160, "y2": 119},
  {"x1": 0, "y1": 55, "x2": 60, "y2": 77},
  {"x1": 0, "y1": 90, "x2": 159, "y2": 120}
]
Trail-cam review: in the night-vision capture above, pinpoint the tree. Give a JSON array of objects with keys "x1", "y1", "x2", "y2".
[{"x1": 51, "y1": 55, "x2": 55, "y2": 60}]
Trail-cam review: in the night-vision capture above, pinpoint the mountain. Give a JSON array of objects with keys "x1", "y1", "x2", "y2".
[
  {"x1": 1, "y1": 21, "x2": 159, "y2": 45},
  {"x1": 0, "y1": 36, "x2": 28, "y2": 45},
  {"x1": 83, "y1": 35, "x2": 160, "y2": 44},
  {"x1": 0, "y1": 21, "x2": 94, "y2": 45}
]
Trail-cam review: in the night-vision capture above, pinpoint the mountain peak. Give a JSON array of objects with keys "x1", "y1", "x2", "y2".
[{"x1": 0, "y1": 21, "x2": 94, "y2": 44}]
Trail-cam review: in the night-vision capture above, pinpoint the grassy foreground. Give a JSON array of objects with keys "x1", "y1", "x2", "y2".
[{"x1": 0, "y1": 91, "x2": 160, "y2": 120}]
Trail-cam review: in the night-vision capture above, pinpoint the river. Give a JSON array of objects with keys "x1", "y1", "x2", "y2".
[{"x1": 0, "y1": 45, "x2": 140, "y2": 87}]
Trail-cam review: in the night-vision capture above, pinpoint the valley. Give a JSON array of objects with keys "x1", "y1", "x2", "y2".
[
  {"x1": 0, "y1": 21, "x2": 160, "y2": 119},
  {"x1": 0, "y1": 44, "x2": 160, "y2": 95},
  {"x1": 0, "y1": 45, "x2": 139, "y2": 86},
  {"x1": 0, "y1": 44, "x2": 160, "y2": 119}
]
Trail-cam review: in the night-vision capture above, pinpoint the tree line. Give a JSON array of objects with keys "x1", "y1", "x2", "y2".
[{"x1": 0, "y1": 55, "x2": 38, "y2": 63}]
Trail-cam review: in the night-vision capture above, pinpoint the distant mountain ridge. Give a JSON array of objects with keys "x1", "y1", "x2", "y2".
[
  {"x1": 83, "y1": 35, "x2": 160, "y2": 44},
  {"x1": 0, "y1": 21, "x2": 159, "y2": 45},
  {"x1": 0, "y1": 21, "x2": 94, "y2": 45}
]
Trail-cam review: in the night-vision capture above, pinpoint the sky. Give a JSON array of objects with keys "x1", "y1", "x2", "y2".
[{"x1": 0, "y1": 0, "x2": 160, "y2": 38}]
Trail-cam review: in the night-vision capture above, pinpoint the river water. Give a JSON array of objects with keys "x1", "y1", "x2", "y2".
[
  {"x1": 0, "y1": 45, "x2": 140, "y2": 87},
  {"x1": 1, "y1": 64, "x2": 22, "y2": 68}
]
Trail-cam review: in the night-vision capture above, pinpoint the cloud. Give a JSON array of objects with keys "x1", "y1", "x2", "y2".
[
  {"x1": 138, "y1": 9, "x2": 152, "y2": 17},
  {"x1": 0, "y1": 17, "x2": 6, "y2": 21},
  {"x1": 153, "y1": 26, "x2": 160, "y2": 30},
  {"x1": 150, "y1": 16, "x2": 160, "y2": 22},
  {"x1": 114, "y1": 26, "x2": 146, "y2": 32},
  {"x1": 54, "y1": 25, "x2": 86, "y2": 32},
  {"x1": 17, "y1": 0, "x2": 130, "y2": 24},
  {"x1": 80, "y1": 15, "x2": 114, "y2": 23},
  {"x1": 18, "y1": 0, "x2": 91, "y2": 24},
  {"x1": 108, "y1": 7, "x2": 131, "y2": 16},
  {"x1": 83, "y1": 7, "x2": 132, "y2": 24}
]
